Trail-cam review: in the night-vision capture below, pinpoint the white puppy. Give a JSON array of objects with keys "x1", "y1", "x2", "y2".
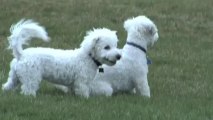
[
  {"x1": 2, "y1": 19, "x2": 121, "y2": 98},
  {"x1": 88, "y1": 15, "x2": 159, "y2": 97}
]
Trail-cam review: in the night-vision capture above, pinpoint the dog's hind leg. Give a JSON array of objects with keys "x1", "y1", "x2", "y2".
[
  {"x1": 134, "y1": 76, "x2": 151, "y2": 97},
  {"x1": 2, "y1": 68, "x2": 19, "y2": 91},
  {"x1": 19, "y1": 74, "x2": 42, "y2": 97},
  {"x1": 20, "y1": 78, "x2": 41, "y2": 97}
]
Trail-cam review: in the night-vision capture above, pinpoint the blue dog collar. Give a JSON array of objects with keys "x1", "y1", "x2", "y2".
[{"x1": 147, "y1": 57, "x2": 152, "y2": 65}]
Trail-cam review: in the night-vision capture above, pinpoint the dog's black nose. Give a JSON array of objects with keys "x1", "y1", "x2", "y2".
[{"x1": 116, "y1": 54, "x2": 121, "y2": 60}]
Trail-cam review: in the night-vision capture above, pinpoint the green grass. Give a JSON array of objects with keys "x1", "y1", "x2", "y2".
[{"x1": 0, "y1": 0, "x2": 213, "y2": 119}]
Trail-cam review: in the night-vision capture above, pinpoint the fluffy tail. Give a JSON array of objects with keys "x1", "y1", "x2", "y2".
[{"x1": 8, "y1": 19, "x2": 50, "y2": 59}]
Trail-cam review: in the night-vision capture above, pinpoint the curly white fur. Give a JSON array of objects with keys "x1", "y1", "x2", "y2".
[{"x1": 2, "y1": 19, "x2": 121, "y2": 98}]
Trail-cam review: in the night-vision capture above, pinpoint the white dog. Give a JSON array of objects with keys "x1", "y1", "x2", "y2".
[
  {"x1": 87, "y1": 15, "x2": 159, "y2": 97},
  {"x1": 2, "y1": 19, "x2": 121, "y2": 98}
]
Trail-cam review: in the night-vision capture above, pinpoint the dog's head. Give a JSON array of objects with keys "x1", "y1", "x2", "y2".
[
  {"x1": 81, "y1": 28, "x2": 121, "y2": 66},
  {"x1": 124, "y1": 15, "x2": 159, "y2": 47}
]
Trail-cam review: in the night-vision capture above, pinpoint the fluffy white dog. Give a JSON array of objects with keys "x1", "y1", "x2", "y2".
[
  {"x1": 87, "y1": 15, "x2": 159, "y2": 97},
  {"x1": 2, "y1": 19, "x2": 121, "y2": 97}
]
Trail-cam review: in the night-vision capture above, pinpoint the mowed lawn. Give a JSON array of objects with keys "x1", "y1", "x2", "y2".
[{"x1": 0, "y1": 0, "x2": 212, "y2": 120}]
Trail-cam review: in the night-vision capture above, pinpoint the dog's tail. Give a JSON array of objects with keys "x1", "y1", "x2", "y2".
[{"x1": 8, "y1": 19, "x2": 50, "y2": 59}]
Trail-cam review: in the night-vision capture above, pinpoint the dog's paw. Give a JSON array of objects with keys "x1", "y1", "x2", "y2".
[
  {"x1": 2, "y1": 83, "x2": 11, "y2": 91},
  {"x1": 141, "y1": 91, "x2": 150, "y2": 98},
  {"x1": 20, "y1": 90, "x2": 36, "y2": 97}
]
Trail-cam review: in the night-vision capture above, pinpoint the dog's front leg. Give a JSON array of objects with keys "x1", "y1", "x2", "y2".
[
  {"x1": 53, "y1": 84, "x2": 70, "y2": 93},
  {"x1": 89, "y1": 81, "x2": 113, "y2": 97},
  {"x1": 74, "y1": 81, "x2": 90, "y2": 98},
  {"x1": 134, "y1": 76, "x2": 151, "y2": 98}
]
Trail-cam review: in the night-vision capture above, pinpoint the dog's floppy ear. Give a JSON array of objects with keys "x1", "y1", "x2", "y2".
[
  {"x1": 144, "y1": 25, "x2": 156, "y2": 36},
  {"x1": 94, "y1": 37, "x2": 100, "y2": 45},
  {"x1": 91, "y1": 37, "x2": 100, "y2": 50}
]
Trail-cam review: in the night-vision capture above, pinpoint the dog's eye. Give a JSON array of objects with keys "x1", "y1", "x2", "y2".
[{"x1": 104, "y1": 45, "x2": 110, "y2": 50}]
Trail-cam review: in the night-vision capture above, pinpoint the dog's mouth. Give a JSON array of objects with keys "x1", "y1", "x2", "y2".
[{"x1": 104, "y1": 58, "x2": 117, "y2": 66}]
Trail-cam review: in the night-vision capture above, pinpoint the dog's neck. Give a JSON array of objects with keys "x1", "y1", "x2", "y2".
[
  {"x1": 125, "y1": 41, "x2": 152, "y2": 65},
  {"x1": 126, "y1": 33, "x2": 148, "y2": 51},
  {"x1": 89, "y1": 53, "x2": 102, "y2": 67},
  {"x1": 126, "y1": 42, "x2": 147, "y2": 53}
]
